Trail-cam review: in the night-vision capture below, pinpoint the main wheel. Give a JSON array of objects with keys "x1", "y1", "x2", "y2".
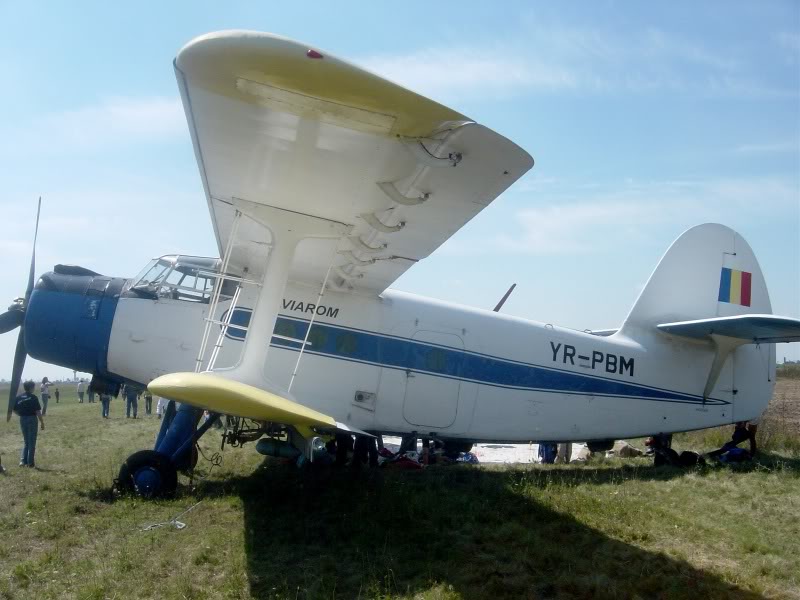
[{"x1": 117, "y1": 450, "x2": 178, "y2": 498}]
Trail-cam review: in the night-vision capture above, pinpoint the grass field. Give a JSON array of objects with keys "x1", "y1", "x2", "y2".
[{"x1": 0, "y1": 380, "x2": 798, "y2": 599}]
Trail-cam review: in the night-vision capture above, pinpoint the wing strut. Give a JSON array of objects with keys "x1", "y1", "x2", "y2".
[
  {"x1": 702, "y1": 334, "x2": 747, "y2": 402},
  {"x1": 288, "y1": 240, "x2": 341, "y2": 393},
  {"x1": 226, "y1": 200, "x2": 349, "y2": 388}
]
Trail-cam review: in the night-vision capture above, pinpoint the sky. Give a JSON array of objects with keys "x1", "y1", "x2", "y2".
[{"x1": 0, "y1": 1, "x2": 798, "y2": 381}]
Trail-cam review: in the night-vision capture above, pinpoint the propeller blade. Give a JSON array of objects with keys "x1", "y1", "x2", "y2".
[
  {"x1": 26, "y1": 197, "x2": 41, "y2": 301},
  {"x1": 7, "y1": 326, "x2": 26, "y2": 421},
  {"x1": 7, "y1": 198, "x2": 41, "y2": 421},
  {"x1": 0, "y1": 309, "x2": 23, "y2": 334}
]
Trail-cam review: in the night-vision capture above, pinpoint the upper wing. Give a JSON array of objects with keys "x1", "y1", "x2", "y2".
[{"x1": 175, "y1": 30, "x2": 533, "y2": 293}]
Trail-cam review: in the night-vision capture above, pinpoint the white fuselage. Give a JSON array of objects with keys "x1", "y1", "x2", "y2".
[{"x1": 106, "y1": 281, "x2": 773, "y2": 442}]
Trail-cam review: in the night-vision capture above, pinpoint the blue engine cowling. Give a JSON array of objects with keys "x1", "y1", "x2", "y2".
[{"x1": 25, "y1": 266, "x2": 128, "y2": 378}]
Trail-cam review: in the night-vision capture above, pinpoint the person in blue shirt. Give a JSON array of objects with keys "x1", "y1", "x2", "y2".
[
  {"x1": 707, "y1": 421, "x2": 757, "y2": 461},
  {"x1": 538, "y1": 442, "x2": 558, "y2": 464},
  {"x1": 13, "y1": 380, "x2": 45, "y2": 467}
]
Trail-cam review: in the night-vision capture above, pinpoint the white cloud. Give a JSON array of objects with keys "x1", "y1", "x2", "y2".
[
  {"x1": 775, "y1": 31, "x2": 800, "y2": 54},
  {"x1": 355, "y1": 25, "x2": 797, "y2": 101},
  {"x1": 495, "y1": 201, "x2": 657, "y2": 255},
  {"x1": 735, "y1": 140, "x2": 799, "y2": 154},
  {"x1": 358, "y1": 49, "x2": 577, "y2": 99},
  {"x1": 445, "y1": 176, "x2": 799, "y2": 257},
  {"x1": 0, "y1": 239, "x2": 31, "y2": 259},
  {"x1": 0, "y1": 96, "x2": 184, "y2": 156},
  {"x1": 641, "y1": 27, "x2": 739, "y2": 72}
]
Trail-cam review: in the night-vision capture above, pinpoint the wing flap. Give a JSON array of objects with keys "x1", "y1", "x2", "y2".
[{"x1": 657, "y1": 314, "x2": 800, "y2": 343}]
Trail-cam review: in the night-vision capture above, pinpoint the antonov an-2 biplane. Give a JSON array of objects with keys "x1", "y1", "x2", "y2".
[{"x1": 3, "y1": 31, "x2": 799, "y2": 497}]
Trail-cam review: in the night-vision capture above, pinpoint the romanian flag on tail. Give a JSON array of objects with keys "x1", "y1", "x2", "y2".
[{"x1": 718, "y1": 268, "x2": 751, "y2": 307}]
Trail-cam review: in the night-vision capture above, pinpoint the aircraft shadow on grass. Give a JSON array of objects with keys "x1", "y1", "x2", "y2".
[{"x1": 197, "y1": 461, "x2": 773, "y2": 600}]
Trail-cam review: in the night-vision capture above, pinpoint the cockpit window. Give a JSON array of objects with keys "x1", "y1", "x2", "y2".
[
  {"x1": 131, "y1": 255, "x2": 232, "y2": 303},
  {"x1": 134, "y1": 259, "x2": 171, "y2": 288}
]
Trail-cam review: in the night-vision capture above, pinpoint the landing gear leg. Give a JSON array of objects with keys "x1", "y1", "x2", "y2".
[{"x1": 117, "y1": 401, "x2": 220, "y2": 498}]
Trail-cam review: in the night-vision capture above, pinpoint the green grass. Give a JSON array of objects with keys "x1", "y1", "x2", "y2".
[
  {"x1": 0, "y1": 384, "x2": 799, "y2": 599},
  {"x1": 776, "y1": 363, "x2": 800, "y2": 380}
]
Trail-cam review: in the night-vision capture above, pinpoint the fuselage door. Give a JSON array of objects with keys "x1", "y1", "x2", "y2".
[{"x1": 402, "y1": 330, "x2": 464, "y2": 429}]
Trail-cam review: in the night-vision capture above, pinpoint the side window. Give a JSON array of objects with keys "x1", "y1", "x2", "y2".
[
  {"x1": 336, "y1": 332, "x2": 358, "y2": 355},
  {"x1": 166, "y1": 269, "x2": 183, "y2": 286},
  {"x1": 307, "y1": 326, "x2": 328, "y2": 349},
  {"x1": 426, "y1": 348, "x2": 448, "y2": 373},
  {"x1": 274, "y1": 319, "x2": 299, "y2": 340}
]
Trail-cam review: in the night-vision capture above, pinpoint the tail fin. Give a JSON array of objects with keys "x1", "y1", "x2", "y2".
[
  {"x1": 620, "y1": 223, "x2": 772, "y2": 336},
  {"x1": 620, "y1": 223, "x2": 778, "y2": 423}
]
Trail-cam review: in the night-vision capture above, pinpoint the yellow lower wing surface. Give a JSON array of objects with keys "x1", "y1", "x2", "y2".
[{"x1": 148, "y1": 372, "x2": 337, "y2": 429}]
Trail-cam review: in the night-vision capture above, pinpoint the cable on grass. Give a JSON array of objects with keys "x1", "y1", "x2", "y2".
[
  {"x1": 141, "y1": 500, "x2": 202, "y2": 531},
  {"x1": 142, "y1": 500, "x2": 202, "y2": 531}
]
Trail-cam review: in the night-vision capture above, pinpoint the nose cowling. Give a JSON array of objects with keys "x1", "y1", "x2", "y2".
[{"x1": 24, "y1": 266, "x2": 128, "y2": 376}]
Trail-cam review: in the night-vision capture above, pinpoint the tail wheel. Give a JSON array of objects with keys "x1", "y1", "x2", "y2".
[{"x1": 118, "y1": 450, "x2": 178, "y2": 498}]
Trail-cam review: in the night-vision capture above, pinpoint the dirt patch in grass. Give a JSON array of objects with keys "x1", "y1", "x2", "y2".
[{"x1": 766, "y1": 379, "x2": 800, "y2": 430}]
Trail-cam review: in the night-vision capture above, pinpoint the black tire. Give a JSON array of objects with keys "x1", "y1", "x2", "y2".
[{"x1": 117, "y1": 450, "x2": 178, "y2": 499}]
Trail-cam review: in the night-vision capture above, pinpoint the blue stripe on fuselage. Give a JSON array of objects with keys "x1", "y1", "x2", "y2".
[{"x1": 258, "y1": 314, "x2": 727, "y2": 406}]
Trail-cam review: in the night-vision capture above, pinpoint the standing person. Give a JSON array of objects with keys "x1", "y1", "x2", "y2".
[
  {"x1": 144, "y1": 389, "x2": 153, "y2": 415},
  {"x1": 100, "y1": 393, "x2": 111, "y2": 418},
  {"x1": 125, "y1": 386, "x2": 139, "y2": 419},
  {"x1": 368, "y1": 435, "x2": 379, "y2": 467},
  {"x1": 399, "y1": 434, "x2": 417, "y2": 455},
  {"x1": 155, "y1": 396, "x2": 167, "y2": 419},
  {"x1": 335, "y1": 433, "x2": 353, "y2": 467},
  {"x1": 77, "y1": 379, "x2": 86, "y2": 403},
  {"x1": 538, "y1": 442, "x2": 558, "y2": 464},
  {"x1": 54, "y1": 387, "x2": 60, "y2": 404},
  {"x1": 556, "y1": 442, "x2": 572, "y2": 464},
  {"x1": 88, "y1": 386, "x2": 95, "y2": 404},
  {"x1": 352, "y1": 436, "x2": 369, "y2": 469},
  {"x1": 39, "y1": 377, "x2": 51, "y2": 415},
  {"x1": 13, "y1": 380, "x2": 45, "y2": 468}
]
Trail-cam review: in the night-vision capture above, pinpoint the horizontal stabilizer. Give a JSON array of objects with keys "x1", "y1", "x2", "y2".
[
  {"x1": 657, "y1": 314, "x2": 800, "y2": 344},
  {"x1": 149, "y1": 372, "x2": 337, "y2": 429}
]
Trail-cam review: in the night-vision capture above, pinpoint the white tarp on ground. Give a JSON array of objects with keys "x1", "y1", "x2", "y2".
[{"x1": 382, "y1": 437, "x2": 588, "y2": 464}]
